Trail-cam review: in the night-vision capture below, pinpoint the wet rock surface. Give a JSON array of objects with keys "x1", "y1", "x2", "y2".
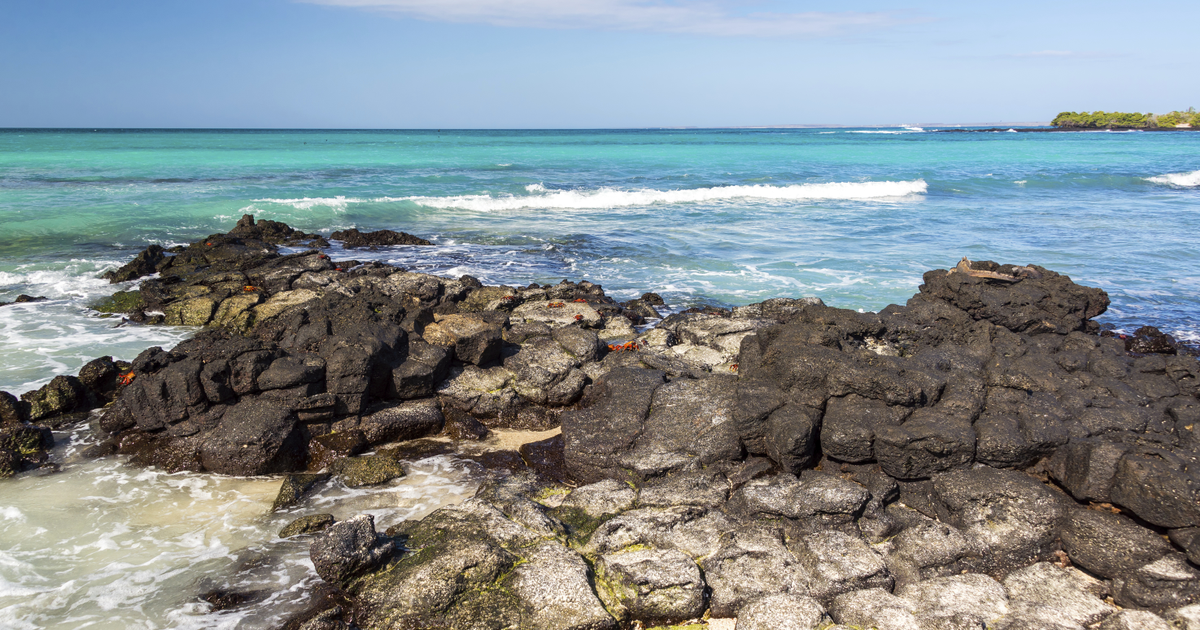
[{"x1": 13, "y1": 218, "x2": 1200, "y2": 628}]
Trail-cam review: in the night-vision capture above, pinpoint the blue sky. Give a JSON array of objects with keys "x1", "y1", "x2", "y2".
[{"x1": 1, "y1": 0, "x2": 1195, "y2": 128}]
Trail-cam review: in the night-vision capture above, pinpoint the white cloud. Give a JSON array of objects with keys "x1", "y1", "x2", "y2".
[{"x1": 299, "y1": 0, "x2": 902, "y2": 37}]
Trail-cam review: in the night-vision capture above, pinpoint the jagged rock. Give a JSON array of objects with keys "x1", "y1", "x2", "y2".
[
  {"x1": 560, "y1": 479, "x2": 638, "y2": 518},
  {"x1": 638, "y1": 469, "x2": 730, "y2": 509},
  {"x1": 1060, "y1": 508, "x2": 1172, "y2": 580},
  {"x1": 883, "y1": 510, "x2": 970, "y2": 585},
  {"x1": 895, "y1": 573, "x2": 1008, "y2": 626},
  {"x1": 357, "y1": 399, "x2": 443, "y2": 445},
  {"x1": 562, "y1": 367, "x2": 665, "y2": 484},
  {"x1": 307, "y1": 430, "x2": 367, "y2": 471},
  {"x1": 735, "y1": 593, "x2": 826, "y2": 630},
  {"x1": 280, "y1": 514, "x2": 336, "y2": 538},
  {"x1": 916, "y1": 261, "x2": 1109, "y2": 333},
  {"x1": 504, "y1": 541, "x2": 617, "y2": 630},
  {"x1": 1114, "y1": 552, "x2": 1200, "y2": 612},
  {"x1": 103, "y1": 244, "x2": 166, "y2": 283},
  {"x1": 198, "y1": 399, "x2": 305, "y2": 475},
  {"x1": 594, "y1": 548, "x2": 706, "y2": 625},
  {"x1": 616, "y1": 376, "x2": 742, "y2": 481},
  {"x1": 828, "y1": 588, "x2": 920, "y2": 630},
  {"x1": 1002, "y1": 562, "x2": 1115, "y2": 626},
  {"x1": 1098, "y1": 610, "x2": 1172, "y2": 630},
  {"x1": 21, "y1": 375, "x2": 89, "y2": 423},
  {"x1": 423, "y1": 313, "x2": 504, "y2": 365},
  {"x1": 701, "y1": 524, "x2": 808, "y2": 618},
  {"x1": 0, "y1": 391, "x2": 30, "y2": 426},
  {"x1": 309, "y1": 514, "x2": 395, "y2": 589},
  {"x1": 1108, "y1": 447, "x2": 1200, "y2": 528},
  {"x1": 329, "y1": 227, "x2": 431, "y2": 248},
  {"x1": 793, "y1": 530, "x2": 892, "y2": 601},
  {"x1": 932, "y1": 467, "x2": 1064, "y2": 572},
  {"x1": 272, "y1": 473, "x2": 330, "y2": 511},
  {"x1": 583, "y1": 505, "x2": 732, "y2": 560},
  {"x1": 1170, "y1": 527, "x2": 1200, "y2": 566},
  {"x1": 1046, "y1": 438, "x2": 1129, "y2": 503},
  {"x1": 330, "y1": 454, "x2": 405, "y2": 487},
  {"x1": 727, "y1": 471, "x2": 868, "y2": 532}
]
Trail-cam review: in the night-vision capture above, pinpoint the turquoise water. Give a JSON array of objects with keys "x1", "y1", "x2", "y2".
[
  {"x1": 1, "y1": 127, "x2": 1199, "y2": 627},
  {"x1": 2, "y1": 128, "x2": 1199, "y2": 392}
]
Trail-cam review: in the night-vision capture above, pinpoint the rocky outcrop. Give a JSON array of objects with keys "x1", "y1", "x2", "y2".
[
  {"x1": 16, "y1": 218, "x2": 1197, "y2": 628},
  {"x1": 329, "y1": 227, "x2": 431, "y2": 248}
]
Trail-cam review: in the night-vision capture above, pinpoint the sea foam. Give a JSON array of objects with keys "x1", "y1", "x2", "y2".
[
  {"x1": 1147, "y1": 170, "x2": 1200, "y2": 187},
  {"x1": 397, "y1": 180, "x2": 928, "y2": 212}
]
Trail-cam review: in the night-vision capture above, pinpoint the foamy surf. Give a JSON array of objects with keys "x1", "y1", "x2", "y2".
[
  {"x1": 1146, "y1": 170, "x2": 1200, "y2": 187},
  {"x1": 397, "y1": 180, "x2": 928, "y2": 212}
]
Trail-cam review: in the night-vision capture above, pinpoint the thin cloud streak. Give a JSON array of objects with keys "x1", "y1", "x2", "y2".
[{"x1": 300, "y1": 0, "x2": 904, "y2": 37}]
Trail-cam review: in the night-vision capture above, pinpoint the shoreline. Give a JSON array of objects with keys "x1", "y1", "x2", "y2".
[{"x1": 4, "y1": 217, "x2": 1200, "y2": 628}]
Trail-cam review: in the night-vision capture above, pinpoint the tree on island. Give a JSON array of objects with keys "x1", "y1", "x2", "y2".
[{"x1": 1052, "y1": 108, "x2": 1199, "y2": 129}]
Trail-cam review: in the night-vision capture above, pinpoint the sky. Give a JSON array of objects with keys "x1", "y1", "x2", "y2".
[{"x1": 0, "y1": 0, "x2": 1196, "y2": 128}]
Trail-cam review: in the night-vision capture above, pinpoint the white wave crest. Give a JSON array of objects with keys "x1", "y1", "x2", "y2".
[
  {"x1": 400, "y1": 180, "x2": 928, "y2": 212},
  {"x1": 1146, "y1": 170, "x2": 1200, "y2": 187},
  {"x1": 251, "y1": 196, "x2": 362, "y2": 211}
]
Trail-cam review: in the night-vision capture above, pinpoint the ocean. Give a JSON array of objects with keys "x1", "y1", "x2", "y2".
[{"x1": 1, "y1": 127, "x2": 1197, "y2": 627}]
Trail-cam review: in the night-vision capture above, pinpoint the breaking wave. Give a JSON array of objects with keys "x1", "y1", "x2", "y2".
[
  {"x1": 1146, "y1": 170, "x2": 1200, "y2": 187},
  {"x1": 397, "y1": 180, "x2": 928, "y2": 212}
]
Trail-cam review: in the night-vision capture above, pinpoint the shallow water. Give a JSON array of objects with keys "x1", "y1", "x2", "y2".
[
  {"x1": 1, "y1": 127, "x2": 1198, "y2": 627},
  {"x1": 0, "y1": 424, "x2": 481, "y2": 629}
]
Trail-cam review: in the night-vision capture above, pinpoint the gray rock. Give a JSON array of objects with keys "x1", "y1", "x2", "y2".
[
  {"x1": 1167, "y1": 604, "x2": 1200, "y2": 630},
  {"x1": 1170, "y1": 527, "x2": 1200, "y2": 566},
  {"x1": 701, "y1": 524, "x2": 808, "y2": 617},
  {"x1": 828, "y1": 588, "x2": 921, "y2": 630},
  {"x1": 271, "y1": 472, "x2": 329, "y2": 511},
  {"x1": 423, "y1": 314, "x2": 503, "y2": 365},
  {"x1": 895, "y1": 574, "x2": 1008, "y2": 626},
  {"x1": 390, "y1": 339, "x2": 450, "y2": 399},
  {"x1": 874, "y1": 409, "x2": 976, "y2": 480},
  {"x1": 354, "y1": 536, "x2": 515, "y2": 626},
  {"x1": 884, "y1": 513, "x2": 970, "y2": 584},
  {"x1": 309, "y1": 514, "x2": 395, "y2": 588},
  {"x1": 735, "y1": 593, "x2": 825, "y2": 630},
  {"x1": 1097, "y1": 610, "x2": 1172, "y2": 630},
  {"x1": 727, "y1": 472, "x2": 869, "y2": 530},
  {"x1": 504, "y1": 541, "x2": 617, "y2": 630},
  {"x1": 1002, "y1": 562, "x2": 1115, "y2": 626},
  {"x1": 793, "y1": 530, "x2": 892, "y2": 601},
  {"x1": 1060, "y1": 508, "x2": 1172, "y2": 580},
  {"x1": 562, "y1": 368, "x2": 665, "y2": 483},
  {"x1": 505, "y1": 336, "x2": 585, "y2": 406},
  {"x1": 357, "y1": 399, "x2": 443, "y2": 445},
  {"x1": 584, "y1": 505, "x2": 731, "y2": 560},
  {"x1": 638, "y1": 469, "x2": 729, "y2": 509},
  {"x1": 617, "y1": 376, "x2": 742, "y2": 481},
  {"x1": 988, "y1": 603, "x2": 1086, "y2": 630},
  {"x1": 199, "y1": 398, "x2": 305, "y2": 475},
  {"x1": 932, "y1": 467, "x2": 1064, "y2": 571},
  {"x1": 330, "y1": 454, "x2": 405, "y2": 487},
  {"x1": 1115, "y1": 552, "x2": 1200, "y2": 612},
  {"x1": 560, "y1": 479, "x2": 638, "y2": 518},
  {"x1": 820, "y1": 394, "x2": 907, "y2": 463},
  {"x1": 1109, "y1": 448, "x2": 1200, "y2": 528},
  {"x1": 594, "y1": 548, "x2": 706, "y2": 625}
]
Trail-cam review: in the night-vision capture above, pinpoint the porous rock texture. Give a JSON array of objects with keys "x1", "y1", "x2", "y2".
[{"x1": 14, "y1": 219, "x2": 1199, "y2": 629}]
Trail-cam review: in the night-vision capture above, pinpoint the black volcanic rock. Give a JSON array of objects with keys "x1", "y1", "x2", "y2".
[{"x1": 330, "y1": 227, "x2": 432, "y2": 248}]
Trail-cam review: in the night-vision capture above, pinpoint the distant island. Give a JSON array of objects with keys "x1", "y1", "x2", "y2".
[{"x1": 1052, "y1": 108, "x2": 1199, "y2": 129}]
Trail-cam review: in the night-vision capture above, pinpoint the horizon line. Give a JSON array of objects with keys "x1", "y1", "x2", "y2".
[{"x1": 0, "y1": 122, "x2": 1054, "y2": 132}]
